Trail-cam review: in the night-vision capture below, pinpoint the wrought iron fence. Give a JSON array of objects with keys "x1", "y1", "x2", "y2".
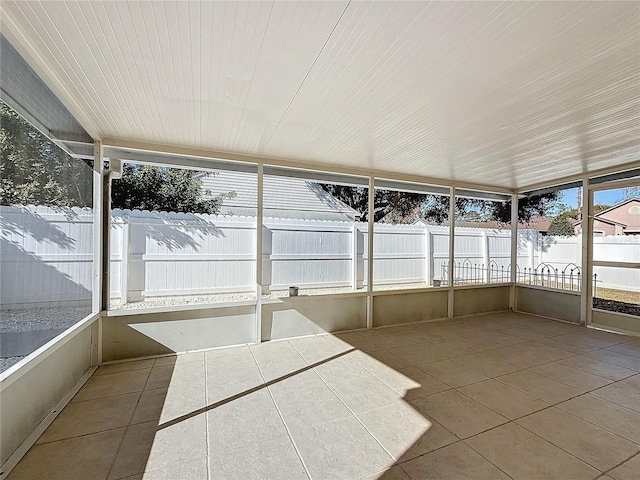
[
  {"x1": 441, "y1": 259, "x2": 510, "y2": 286},
  {"x1": 441, "y1": 259, "x2": 598, "y2": 294}
]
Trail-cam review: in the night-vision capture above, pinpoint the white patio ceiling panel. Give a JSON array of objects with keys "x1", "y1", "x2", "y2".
[{"x1": 1, "y1": 1, "x2": 639, "y2": 190}]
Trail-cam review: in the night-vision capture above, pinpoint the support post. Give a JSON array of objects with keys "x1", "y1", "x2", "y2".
[
  {"x1": 367, "y1": 176, "x2": 375, "y2": 328},
  {"x1": 581, "y1": 177, "x2": 593, "y2": 325},
  {"x1": 256, "y1": 164, "x2": 264, "y2": 343},
  {"x1": 448, "y1": 187, "x2": 455, "y2": 318},
  {"x1": 92, "y1": 141, "x2": 105, "y2": 365},
  {"x1": 510, "y1": 192, "x2": 518, "y2": 310}
]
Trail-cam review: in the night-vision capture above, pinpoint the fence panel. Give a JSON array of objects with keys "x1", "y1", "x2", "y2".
[
  {"x1": 2, "y1": 205, "x2": 638, "y2": 308},
  {"x1": 123, "y1": 210, "x2": 257, "y2": 299},
  {"x1": 373, "y1": 224, "x2": 426, "y2": 285},
  {"x1": 265, "y1": 218, "x2": 353, "y2": 290},
  {"x1": 0, "y1": 205, "x2": 94, "y2": 307}
]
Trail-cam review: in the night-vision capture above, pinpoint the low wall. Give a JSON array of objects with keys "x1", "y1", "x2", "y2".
[
  {"x1": 102, "y1": 305, "x2": 256, "y2": 361},
  {"x1": 453, "y1": 285, "x2": 510, "y2": 317},
  {"x1": 592, "y1": 309, "x2": 640, "y2": 336},
  {"x1": 373, "y1": 290, "x2": 448, "y2": 327},
  {"x1": 516, "y1": 286, "x2": 581, "y2": 323},
  {"x1": 1, "y1": 318, "x2": 95, "y2": 467},
  {"x1": 261, "y1": 294, "x2": 367, "y2": 341}
]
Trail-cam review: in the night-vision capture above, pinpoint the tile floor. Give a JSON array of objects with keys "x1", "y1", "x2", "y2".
[{"x1": 7, "y1": 312, "x2": 640, "y2": 480}]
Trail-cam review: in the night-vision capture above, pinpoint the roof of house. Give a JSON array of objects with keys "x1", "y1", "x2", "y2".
[
  {"x1": 591, "y1": 217, "x2": 627, "y2": 227},
  {"x1": 593, "y1": 197, "x2": 640, "y2": 218},
  {"x1": 198, "y1": 170, "x2": 360, "y2": 221}
]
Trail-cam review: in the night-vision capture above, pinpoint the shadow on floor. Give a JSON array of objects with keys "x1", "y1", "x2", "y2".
[{"x1": 6, "y1": 311, "x2": 640, "y2": 479}]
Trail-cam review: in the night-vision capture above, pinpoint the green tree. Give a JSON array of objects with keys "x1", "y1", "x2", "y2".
[
  {"x1": 319, "y1": 184, "x2": 560, "y2": 224},
  {"x1": 1, "y1": 101, "x2": 228, "y2": 213},
  {"x1": 621, "y1": 186, "x2": 639, "y2": 200},
  {"x1": 556, "y1": 204, "x2": 611, "y2": 223},
  {"x1": 0, "y1": 101, "x2": 93, "y2": 207},
  {"x1": 111, "y1": 164, "x2": 229, "y2": 214},
  {"x1": 547, "y1": 217, "x2": 575, "y2": 236}
]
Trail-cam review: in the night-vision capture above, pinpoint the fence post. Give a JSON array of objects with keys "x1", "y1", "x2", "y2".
[
  {"x1": 120, "y1": 217, "x2": 130, "y2": 305},
  {"x1": 528, "y1": 233, "x2": 535, "y2": 271},
  {"x1": 262, "y1": 226, "x2": 272, "y2": 295},
  {"x1": 424, "y1": 228, "x2": 432, "y2": 285},
  {"x1": 482, "y1": 231, "x2": 489, "y2": 283},
  {"x1": 352, "y1": 225, "x2": 364, "y2": 289},
  {"x1": 126, "y1": 213, "x2": 145, "y2": 302},
  {"x1": 576, "y1": 233, "x2": 582, "y2": 266}
]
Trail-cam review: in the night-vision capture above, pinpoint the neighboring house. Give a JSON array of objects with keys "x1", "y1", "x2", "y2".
[
  {"x1": 197, "y1": 170, "x2": 361, "y2": 221},
  {"x1": 574, "y1": 198, "x2": 640, "y2": 236}
]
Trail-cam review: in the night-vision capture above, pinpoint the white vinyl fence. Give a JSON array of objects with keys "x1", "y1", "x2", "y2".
[
  {"x1": 0, "y1": 205, "x2": 94, "y2": 307},
  {"x1": 1, "y1": 205, "x2": 639, "y2": 308}
]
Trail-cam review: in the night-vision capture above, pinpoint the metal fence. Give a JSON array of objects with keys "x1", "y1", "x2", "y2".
[
  {"x1": 441, "y1": 260, "x2": 512, "y2": 286},
  {"x1": 441, "y1": 259, "x2": 601, "y2": 295}
]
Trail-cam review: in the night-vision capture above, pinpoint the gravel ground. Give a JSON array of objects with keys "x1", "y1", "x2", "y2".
[
  {"x1": 110, "y1": 292, "x2": 256, "y2": 310},
  {"x1": 594, "y1": 287, "x2": 640, "y2": 316},
  {"x1": 1, "y1": 306, "x2": 91, "y2": 333},
  {"x1": 594, "y1": 287, "x2": 640, "y2": 304},
  {"x1": 109, "y1": 284, "x2": 435, "y2": 308},
  {"x1": 0, "y1": 356, "x2": 25, "y2": 372},
  {"x1": 1, "y1": 307, "x2": 91, "y2": 374}
]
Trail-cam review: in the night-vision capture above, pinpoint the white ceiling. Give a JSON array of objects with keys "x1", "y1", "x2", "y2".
[{"x1": 1, "y1": 1, "x2": 639, "y2": 190}]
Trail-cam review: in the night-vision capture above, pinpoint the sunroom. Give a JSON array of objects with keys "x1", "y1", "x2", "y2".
[{"x1": 1, "y1": 2, "x2": 639, "y2": 479}]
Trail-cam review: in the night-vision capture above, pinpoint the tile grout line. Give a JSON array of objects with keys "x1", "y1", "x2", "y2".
[
  {"x1": 376, "y1": 325, "x2": 639, "y2": 476},
  {"x1": 97, "y1": 364, "x2": 153, "y2": 480},
  {"x1": 456, "y1": 438, "x2": 517, "y2": 480},
  {"x1": 402, "y1": 328, "x2": 640, "y2": 458},
  {"x1": 248, "y1": 343, "x2": 314, "y2": 480},
  {"x1": 333, "y1": 317, "x2": 640, "y2": 472},
  {"x1": 510, "y1": 413, "x2": 635, "y2": 477},
  {"x1": 13, "y1": 314, "x2": 638, "y2": 480},
  {"x1": 599, "y1": 450, "x2": 640, "y2": 479},
  {"x1": 203, "y1": 355, "x2": 211, "y2": 480},
  {"x1": 33, "y1": 371, "x2": 156, "y2": 447},
  {"x1": 484, "y1": 367, "x2": 640, "y2": 474},
  {"x1": 288, "y1": 339, "x2": 402, "y2": 477}
]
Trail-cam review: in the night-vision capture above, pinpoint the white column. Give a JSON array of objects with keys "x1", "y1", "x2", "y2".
[
  {"x1": 367, "y1": 177, "x2": 375, "y2": 328},
  {"x1": 92, "y1": 141, "x2": 104, "y2": 313},
  {"x1": 581, "y1": 177, "x2": 593, "y2": 325},
  {"x1": 92, "y1": 141, "x2": 104, "y2": 366},
  {"x1": 510, "y1": 192, "x2": 518, "y2": 310},
  {"x1": 255, "y1": 164, "x2": 264, "y2": 343},
  {"x1": 448, "y1": 187, "x2": 455, "y2": 318}
]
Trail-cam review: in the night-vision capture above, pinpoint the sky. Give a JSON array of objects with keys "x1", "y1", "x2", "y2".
[{"x1": 562, "y1": 187, "x2": 635, "y2": 209}]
